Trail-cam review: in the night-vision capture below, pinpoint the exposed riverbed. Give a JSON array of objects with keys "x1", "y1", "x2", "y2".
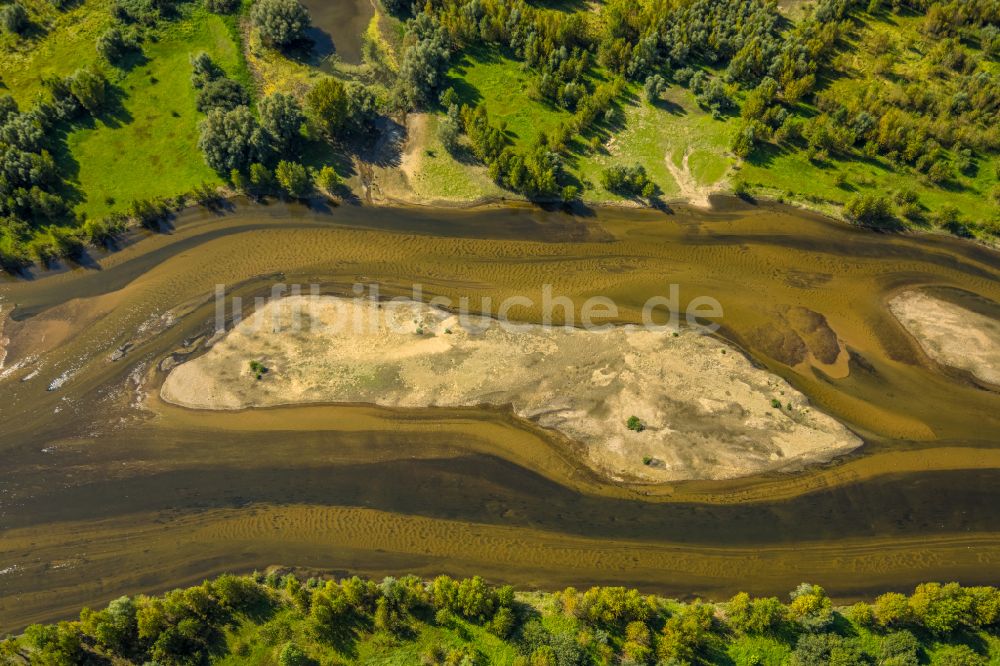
[
  {"x1": 161, "y1": 296, "x2": 861, "y2": 481},
  {"x1": 1, "y1": 199, "x2": 999, "y2": 631}
]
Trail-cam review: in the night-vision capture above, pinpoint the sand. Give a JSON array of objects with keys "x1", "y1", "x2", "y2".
[
  {"x1": 889, "y1": 290, "x2": 1000, "y2": 386},
  {"x1": 160, "y1": 296, "x2": 861, "y2": 481}
]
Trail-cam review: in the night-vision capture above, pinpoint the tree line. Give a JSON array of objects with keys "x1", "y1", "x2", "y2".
[{"x1": 2, "y1": 573, "x2": 998, "y2": 665}]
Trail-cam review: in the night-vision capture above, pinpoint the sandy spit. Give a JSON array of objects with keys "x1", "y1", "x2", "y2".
[
  {"x1": 889, "y1": 290, "x2": 1000, "y2": 386},
  {"x1": 161, "y1": 296, "x2": 862, "y2": 482}
]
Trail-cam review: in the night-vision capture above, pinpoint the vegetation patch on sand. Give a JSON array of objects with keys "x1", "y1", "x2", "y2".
[
  {"x1": 889, "y1": 290, "x2": 1000, "y2": 386},
  {"x1": 160, "y1": 295, "x2": 861, "y2": 482}
]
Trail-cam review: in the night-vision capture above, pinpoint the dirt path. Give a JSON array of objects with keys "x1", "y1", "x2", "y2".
[{"x1": 665, "y1": 147, "x2": 715, "y2": 209}]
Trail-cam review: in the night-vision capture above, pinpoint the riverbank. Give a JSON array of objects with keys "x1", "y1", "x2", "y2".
[
  {"x1": 3, "y1": 202, "x2": 1000, "y2": 633},
  {"x1": 4, "y1": 571, "x2": 997, "y2": 664}
]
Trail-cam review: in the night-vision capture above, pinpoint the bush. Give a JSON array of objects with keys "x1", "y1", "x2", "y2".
[
  {"x1": 68, "y1": 69, "x2": 109, "y2": 115},
  {"x1": 278, "y1": 642, "x2": 314, "y2": 666},
  {"x1": 933, "y1": 645, "x2": 986, "y2": 666},
  {"x1": 644, "y1": 74, "x2": 666, "y2": 102},
  {"x1": 844, "y1": 192, "x2": 895, "y2": 228},
  {"x1": 250, "y1": 0, "x2": 310, "y2": 48},
  {"x1": 601, "y1": 165, "x2": 655, "y2": 198},
  {"x1": 313, "y1": 165, "x2": 340, "y2": 194},
  {"x1": 1, "y1": 2, "x2": 28, "y2": 34},
  {"x1": 275, "y1": 160, "x2": 312, "y2": 198},
  {"x1": 196, "y1": 78, "x2": 249, "y2": 113},
  {"x1": 97, "y1": 26, "x2": 139, "y2": 63},
  {"x1": 626, "y1": 416, "x2": 645, "y2": 432},
  {"x1": 205, "y1": 0, "x2": 239, "y2": 13}
]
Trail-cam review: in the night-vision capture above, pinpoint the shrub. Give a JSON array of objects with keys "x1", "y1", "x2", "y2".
[
  {"x1": 627, "y1": 416, "x2": 645, "y2": 432},
  {"x1": 844, "y1": 192, "x2": 894, "y2": 228},
  {"x1": 97, "y1": 26, "x2": 139, "y2": 63},
  {"x1": 196, "y1": 78, "x2": 249, "y2": 113},
  {"x1": 1, "y1": 2, "x2": 28, "y2": 34},
  {"x1": 205, "y1": 0, "x2": 239, "y2": 13},
  {"x1": 601, "y1": 165, "x2": 655, "y2": 198},
  {"x1": 68, "y1": 69, "x2": 109, "y2": 115},
  {"x1": 313, "y1": 166, "x2": 341, "y2": 194},
  {"x1": 249, "y1": 360, "x2": 268, "y2": 379},
  {"x1": 274, "y1": 160, "x2": 312, "y2": 198}
]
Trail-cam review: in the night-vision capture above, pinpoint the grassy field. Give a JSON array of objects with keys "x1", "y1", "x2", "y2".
[
  {"x1": 66, "y1": 7, "x2": 244, "y2": 220},
  {"x1": 426, "y1": 48, "x2": 738, "y2": 204},
  {"x1": 2, "y1": 0, "x2": 999, "y2": 258},
  {"x1": 737, "y1": 10, "x2": 1000, "y2": 229},
  {"x1": 0, "y1": 0, "x2": 114, "y2": 105},
  {"x1": 396, "y1": 8, "x2": 999, "y2": 231}
]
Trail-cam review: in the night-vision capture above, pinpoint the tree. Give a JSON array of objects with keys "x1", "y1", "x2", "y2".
[
  {"x1": 249, "y1": 162, "x2": 273, "y2": 193},
  {"x1": 908, "y1": 582, "x2": 974, "y2": 635},
  {"x1": 191, "y1": 52, "x2": 222, "y2": 89},
  {"x1": 259, "y1": 92, "x2": 304, "y2": 154},
  {"x1": 304, "y1": 77, "x2": 348, "y2": 139},
  {"x1": 792, "y1": 633, "x2": 863, "y2": 666},
  {"x1": 644, "y1": 74, "x2": 666, "y2": 103},
  {"x1": 68, "y1": 69, "x2": 108, "y2": 115},
  {"x1": 344, "y1": 81, "x2": 378, "y2": 133},
  {"x1": 397, "y1": 14, "x2": 450, "y2": 108},
  {"x1": 727, "y1": 592, "x2": 786, "y2": 634},
  {"x1": 1, "y1": 2, "x2": 28, "y2": 34},
  {"x1": 313, "y1": 165, "x2": 340, "y2": 193},
  {"x1": 788, "y1": 583, "x2": 834, "y2": 632},
  {"x1": 658, "y1": 603, "x2": 714, "y2": 663},
  {"x1": 879, "y1": 631, "x2": 920, "y2": 666},
  {"x1": 438, "y1": 106, "x2": 461, "y2": 153},
  {"x1": 275, "y1": 160, "x2": 312, "y2": 197},
  {"x1": 81, "y1": 596, "x2": 138, "y2": 657},
  {"x1": 97, "y1": 26, "x2": 139, "y2": 63},
  {"x1": 196, "y1": 78, "x2": 249, "y2": 113},
  {"x1": 381, "y1": 0, "x2": 411, "y2": 16},
  {"x1": 250, "y1": 0, "x2": 310, "y2": 48},
  {"x1": 732, "y1": 120, "x2": 766, "y2": 159},
  {"x1": 205, "y1": 0, "x2": 239, "y2": 13},
  {"x1": 198, "y1": 106, "x2": 268, "y2": 174}
]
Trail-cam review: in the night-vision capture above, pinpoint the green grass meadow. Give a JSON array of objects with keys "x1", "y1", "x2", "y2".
[{"x1": 67, "y1": 8, "x2": 244, "y2": 220}]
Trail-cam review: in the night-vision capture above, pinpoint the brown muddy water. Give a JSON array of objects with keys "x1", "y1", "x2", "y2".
[
  {"x1": 1, "y1": 199, "x2": 999, "y2": 632},
  {"x1": 301, "y1": 0, "x2": 375, "y2": 66}
]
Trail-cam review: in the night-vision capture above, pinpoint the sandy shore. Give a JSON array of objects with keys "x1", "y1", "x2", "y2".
[
  {"x1": 161, "y1": 296, "x2": 861, "y2": 482},
  {"x1": 889, "y1": 290, "x2": 1000, "y2": 386}
]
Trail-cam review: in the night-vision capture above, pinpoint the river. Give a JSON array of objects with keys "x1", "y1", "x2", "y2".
[{"x1": 0, "y1": 199, "x2": 998, "y2": 632}]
